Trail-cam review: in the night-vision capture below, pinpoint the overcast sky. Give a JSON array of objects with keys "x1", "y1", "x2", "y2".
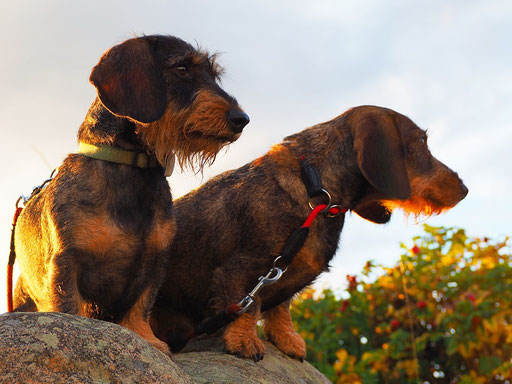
[{"x1": 1, "y1": 0, "x2": 511, "y2": 312}]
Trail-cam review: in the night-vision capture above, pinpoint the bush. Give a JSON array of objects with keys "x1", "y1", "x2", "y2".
[{"x1": 291, "y1": 225, "x2": 511, "y2": 383}]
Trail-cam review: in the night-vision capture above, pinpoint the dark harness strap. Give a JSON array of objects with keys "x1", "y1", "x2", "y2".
[{"x1": 300, "y1": 158, "x2": 324, "y2": 197}]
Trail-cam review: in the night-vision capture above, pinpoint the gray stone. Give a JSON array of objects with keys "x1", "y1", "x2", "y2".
[
  {"x1": 175, "y1": 335, "x2": 332, "y2": 384},
  {"x1": 0, "y1": 312, "x2": 191, "y2": 384},
  {"x1": 0, "y1": 312, "x2": 331, "y2": 384}
]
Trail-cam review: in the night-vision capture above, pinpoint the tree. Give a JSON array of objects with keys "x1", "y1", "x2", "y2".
[{"x1": 292, "y1": 225, "x2": 512, "y2": 383}]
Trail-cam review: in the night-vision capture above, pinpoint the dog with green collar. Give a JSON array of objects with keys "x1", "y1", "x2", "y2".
[{"x1": 11, "y1": 35, "x2": 249, "y2": 356}]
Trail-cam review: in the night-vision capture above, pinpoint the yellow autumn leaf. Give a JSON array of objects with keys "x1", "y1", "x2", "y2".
[
  {"x1": 395, "y1": 359, "x2": 419, "y2": 378},
  {"x1": 361, "y1": 352, "x2": 373, "y2": 361},
  {"x1": 335, "y1": 349, "x2": 349, "y2": 366},
  {"x1": 506, "y1": 325, "x2": 512, "y2": 343},
  {"x1": 458, "y1": 343, "x2": 471, "y2": 359},
  {"x1": 334, "y1": 349, "x2": 357, "y2": 373},
  {"x1": 462, "y1": 370, "x2": 487, "y2": 384},
  {"x1": 337, "y1": 373, "x2": 362, "y2": 384}
]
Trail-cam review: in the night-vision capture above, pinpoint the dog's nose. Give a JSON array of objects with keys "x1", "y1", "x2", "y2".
[
  {"x1": 227, "y1": 109, "x2": 250, "y2": 133},
  {"x1": 460, "y1": 182, "x2": 469, "y2": 198}
]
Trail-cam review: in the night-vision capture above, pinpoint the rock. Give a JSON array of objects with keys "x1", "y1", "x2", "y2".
[
  {"x1": 175, "y1": 335, "x2": 332, "y2": 384},
  {"x1": 0, "y1": 312, "x2": 331, "y2": 384},
  {"x1": 0, "y1": 312, "x2": 192, "y2": 384}
]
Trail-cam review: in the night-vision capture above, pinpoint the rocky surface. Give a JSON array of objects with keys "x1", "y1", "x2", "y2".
[
  {"x1": 0, "y1": 312, "x2": 192, "y2": 384},
  {"x1": 0, "y1": 312, "x2": 331, "y2": 384},
  {"x1": 176, "y1": 335, "x2": 332, "y2": 384}
]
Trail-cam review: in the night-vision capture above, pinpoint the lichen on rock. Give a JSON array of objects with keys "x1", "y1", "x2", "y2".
[
  {"x1": 0, "y1": 312, "x2": 191, "y2": 384},
  {"x1": 0, "y1": 312, "x2": 331, "y2": 384}
]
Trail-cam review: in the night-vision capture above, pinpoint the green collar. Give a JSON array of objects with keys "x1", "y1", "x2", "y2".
[{"x1": 77, "y1": 141, "x2": 159, "y2": 169}]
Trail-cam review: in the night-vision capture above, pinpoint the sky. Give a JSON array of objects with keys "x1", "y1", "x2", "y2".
[{"x1": 0, "y1": 0, "x2": 511, "y2": 312}]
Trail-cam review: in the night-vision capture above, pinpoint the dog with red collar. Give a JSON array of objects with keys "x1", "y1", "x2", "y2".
[{"x1": 151, "y1": 105, "x2": 467, "y2": 361}]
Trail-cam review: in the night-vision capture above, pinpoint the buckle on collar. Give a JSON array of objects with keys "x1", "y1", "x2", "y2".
[{"x1": 131, "y1": 151, "x2": 143, "y2": 167}]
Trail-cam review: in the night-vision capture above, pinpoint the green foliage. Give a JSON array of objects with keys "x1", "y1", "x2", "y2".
[{"x1": 291, "y1": 225, "x2": 512, "y2": 383}]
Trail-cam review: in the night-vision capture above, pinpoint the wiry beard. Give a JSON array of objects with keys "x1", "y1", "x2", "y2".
[
  {"x1": 382, "y1": 197, "x2": 445, "y2": 220},
  {"x1": 136, "y1": 90, "x2": 238, "y2": 173},
  {"x1": 381, "y1": 177, "x2": 451, "y2": 219}
]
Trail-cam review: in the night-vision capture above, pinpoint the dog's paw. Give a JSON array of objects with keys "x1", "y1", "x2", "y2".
[
  {"x1": 266, "y1": 330, "x2": 306, "y2": 362},
  {"x1": 151, "y1": 338, "x2": 173, "y2": 358},
  {"x1": 224, "y1": 329, "x2": 266, "y2": 362}
]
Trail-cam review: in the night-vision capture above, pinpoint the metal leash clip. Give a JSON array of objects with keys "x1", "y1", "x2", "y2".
[{"x1": 237, "y1": 257, "x2": 285, "y2": 314}]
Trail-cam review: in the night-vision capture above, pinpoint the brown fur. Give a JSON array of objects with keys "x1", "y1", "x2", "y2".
[
  {"x1": 139, "y1": 89, "x2": 238, "y2": 171},
  {"x1": 224, "y1": 312, "x2": 265, "y2": 362},
  {"x1": 12, "y1": 35, "x2": 249, "y2": 356},
  {"x1": 262, "y1": 299, "x2": 306, "y2": 361},
  {"x1": 151, "y1": 105, "x2": 467, "y2": 360},
  {"x1": 120, "y1": 287, "x2": 169, "y2": 353}
]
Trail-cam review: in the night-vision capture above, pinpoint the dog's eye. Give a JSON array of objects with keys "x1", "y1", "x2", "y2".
[{"x1": 174, "y1": 66, "x2": 191, "y2": 79}]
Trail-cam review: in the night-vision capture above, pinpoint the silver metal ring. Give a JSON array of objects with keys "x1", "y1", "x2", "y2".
[
  {"x1": 272, "y1": 255, "x2": 289, "y2": 273},
  {"x1": 308, "y1": 189, "x2": 332, "y2": 213},
  {"x1": 324, "y1": 204, "x2": 345, "y2": 218}
]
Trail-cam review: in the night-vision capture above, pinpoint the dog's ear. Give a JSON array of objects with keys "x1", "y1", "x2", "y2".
[
  {"x1": 353, "y1": 201, "x2": 392, "y2": 224},
  {"x1": 90, "y1": 38, "x2": 166, "y2": 124},
  {"x1": 351, "y1": 112, "x2": 411, "y2": 200}
]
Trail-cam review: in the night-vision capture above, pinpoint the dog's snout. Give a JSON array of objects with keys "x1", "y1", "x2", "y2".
[
  {"x1": 227, "y1": 109, "x2": 250, "y2": 133},
  {"x1": 460, "y1": 181, "x2": 469, "y2": 198}
]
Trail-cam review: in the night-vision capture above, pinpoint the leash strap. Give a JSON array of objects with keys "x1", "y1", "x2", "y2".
[
  {"x1": 279, "y1": 227, "x2": 310, "y2": 265},
  {"x1": 167, "y1": 304, "x2": 242, "y2": 351},
  {"x1": 195, "y1": 304, "x2": 242, "y2": 335},
  {"x1": 278, "y1": 202, "x2": 344, "y2": 266},
  {"x1": 7, "y1": 206, "x2": 23, "y2": 313},
  {"x1": 300, "y1": 159, "x2": 323, "y2": 197}
]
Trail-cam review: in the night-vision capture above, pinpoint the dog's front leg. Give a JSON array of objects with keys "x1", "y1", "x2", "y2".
[
  {"x1": 46, "y1": 252, "x2": 88, "y2": 316},
  {"x1": 223, "y1": 297, "x2": 265, "y2": 362},
  {"x1": 12, "y1": 275, "x2": 37, "y2": 312},
  {"x1": 210, "y1": 265, "x2": 266, "y2": 361},
  {"x1": 119, "y1": 286, "x2": 171, "y2": 357},
  {"x1": 262, "y1": 299, "x2": 306, "y2": 361}
]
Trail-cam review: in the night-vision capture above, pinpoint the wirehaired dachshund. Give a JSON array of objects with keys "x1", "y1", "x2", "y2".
[
  {"x1": 151, "y1": 105, "x2": 467, "y2": 361},
  {"x1": 12, "y1": 35, "x2": 249, "y2": 356}
]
